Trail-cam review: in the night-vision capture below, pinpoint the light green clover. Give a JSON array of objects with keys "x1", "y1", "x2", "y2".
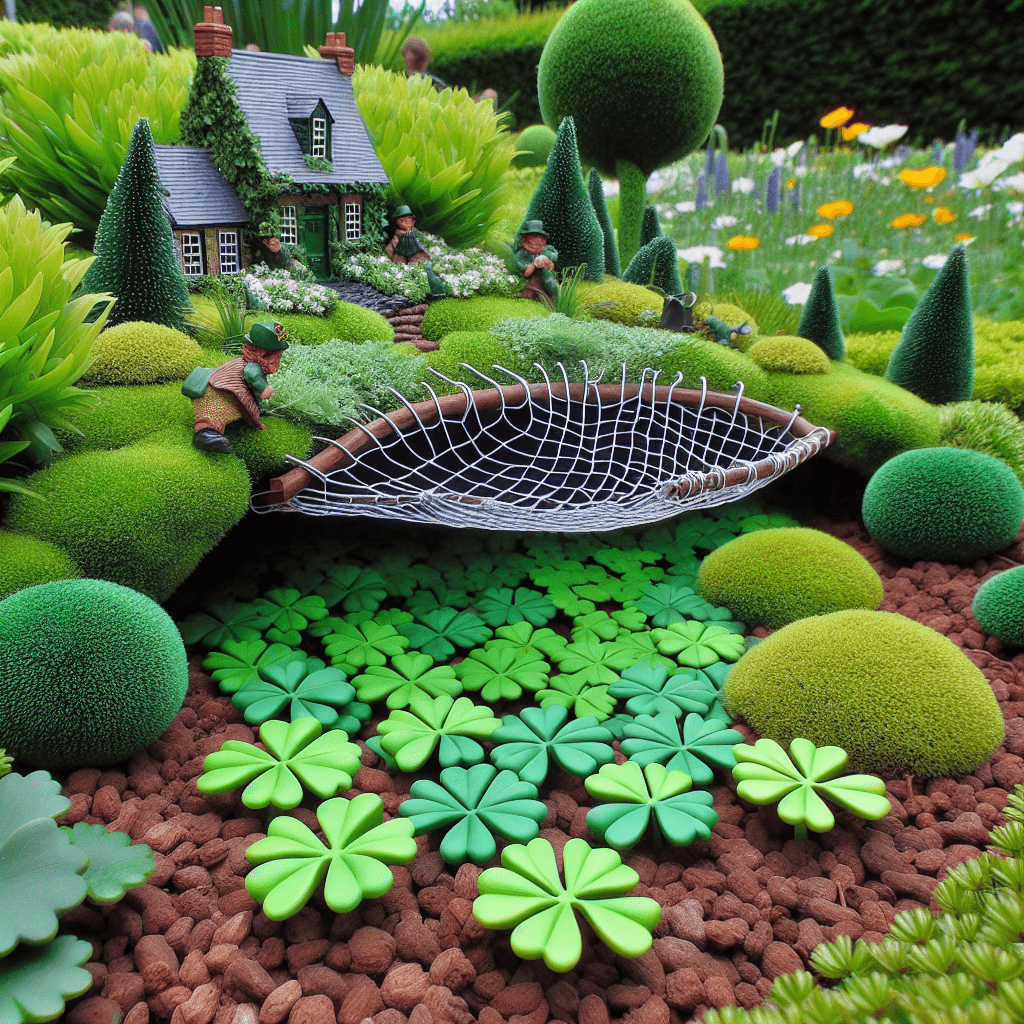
[{"x1": 650, "y1": 621, "x2": 747, "y2": 668}]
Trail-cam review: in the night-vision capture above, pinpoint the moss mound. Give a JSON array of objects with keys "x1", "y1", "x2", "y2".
[
  {"x1": 936, "y1": 400, "x2": 1024, "y2": 487},
  {"x1": 0, "y1": 579, "x2": 188, "y2": 769},
  {"x1": 657, "y1": 337, "x2": 773, "y2": 399},
  {"x1": 747, "y1": 336, "x2": 830, "y2": 375},
  {"x1": 0, "y1": 531, "x2": 80, "y2": 600},
  {"x1": 228, "y1": 416, "x2": 314, "y2": 483},
  {"x1": 579, "y1": 278, "x2": 662, "y2": 326},
  {"x1": 276, "y1": 302, "x2": 393, "y2": 346},
  {"x1": 694, "y1": 302, "x2": 759, "y2": 344},
  {"x1": 721, "y1": 609, "x2": 1005, "y2": 777},
  {"x1": 862, "y1": 447, "x2": 1024, "y2": 562},
  {"x1": 973, "y1": 567, "x2": 1024, "y2": 647},
  {"x1": 697, "y1": 528, "x2": 883, "y2": 629},
  {"x1": 426, "y1": 331, "x2": 527, "y2": 391},
  {"x1": 83, "y1": 321, "x2": 204, "y2": 386},
  {"x1": 513, "y1": 124, "x2": 557, "y2": 169},
  {"x1": 421, "y1": 297, "x2": 547, "y2": 343}
]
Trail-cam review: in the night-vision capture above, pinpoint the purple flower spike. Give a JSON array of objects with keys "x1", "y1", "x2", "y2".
[
  {"x1": 714, "y1": 152, "x2": 730, "y2": 195},
  {"x1": 766, "y1": 166, "x2": 781, "y2": 213},
  {"x1": 955, "y1": 127, "x2": 979, "y2": 173},
  {"x1": 695, "y1": 173, "x2": 708, "y2": 210}
]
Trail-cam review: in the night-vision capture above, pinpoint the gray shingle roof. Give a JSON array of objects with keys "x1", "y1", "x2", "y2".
[
  {"x1": 285, "y1": 94, "x2": 332, "y2": 121},
  {"x1": 153, "y1": 145, "x2": 249, "y2": 226},
  {"x1": 228, "y1": 50, "x2": 388, "y2": 185}
]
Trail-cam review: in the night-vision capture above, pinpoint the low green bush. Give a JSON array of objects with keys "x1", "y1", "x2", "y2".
[
  {"x1": 0, "y1": 530, "x2": 80, "y2": 600},
  {"x1": 862, "y1": 447, "x2": 1024, "y2": 562},
  {"x1": 425, "y1": 331, "x2": 528, "y2": 392},
  {"x1": 579, "y1": 278, "x2": 662, "y2": 326},
  {"x1": 421, "y1": 297, "x2": 547, "y2": 342},
  {"x1": 697, "y1": 527, "x2": 883, "y2": 629},
  {"x1": 937, "y1": 400, "x2": 1024, "y2": 486},
  {"x1": 512, "y1": 124, "x2": 557, "y2": 168},
  {"x1": 82, "y1": 322, "x2": 204, "y2": 386},
  {"x1": 973, "y1": 566, "x2": 1024, "y2": 648},
  {"x1": 693, "y1": 301, "x2": 760, "y2": 344},
  {"x1": 657, "y1": 336, "x2": 772, "y2": 397},
  {"x1": 0, "y1": 578, "x2": 187, "y2": 769},
  {"x1": 721, "y1": 609, "x2": 1005, "y2": 777},
  {"x1": 746, "y1": 335, "x2": 830, "y2": 375},
  {"x1": 275, "y1": 303, "x2": 394, "y2": 347}
]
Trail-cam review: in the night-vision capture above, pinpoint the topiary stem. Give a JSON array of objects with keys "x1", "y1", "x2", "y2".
[{"x1": 616, "y1": 160, "x2": 647, "y2": 269}]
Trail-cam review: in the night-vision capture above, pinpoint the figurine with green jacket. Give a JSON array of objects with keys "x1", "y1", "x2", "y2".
[{"x1": 182, "y1": 320, "x2": 288, "y2": 454}]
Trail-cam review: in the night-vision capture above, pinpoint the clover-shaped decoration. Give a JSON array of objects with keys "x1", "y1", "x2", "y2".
[
  {"x1": 536, "y1": 674, "x2": 616, "y2": 722},
  {"x1": 493, "y1": 621, "x2": 568, "y2": 660},
  {"x1": 591, "y1": 546, "x2": 661, "y2": 574},
  {"x1": 399, "y1": 608, "x2": 492, "y2": 661},
  {"x1": 198, "y1": 718, "x2": 362, "y2": 810},
  {"x1": 252, "y1": 588, "x2": 329, "y2": 646},
  {"x1": 530, "y1": 561, "x2": 599, "y2": 589},
  {"x1": 315, "y1": 566, "x2": 388, "y2": 612},
  {"x1": 376, "y1": 694, "x2": 501, "y2": 772},
  {"x1": 609, "y1": 663, "x2": 718, "y2": 719},
  {"x1": 545, "y1": 585, "x2": 596, "y2": 618},
  {"x1": 61, "y1": 824, "x2": 156, "y2": 904},
  {"x1": 474, "y1": 587, "x2": 557, "y2": 628},
  {"x1": 584, "y1": 761, "x2": 719, "y2": 851},
  {"x1": 732, "y1": 738, "x2": 890, "y2": 839},
  {"x1": 405, "y1": 585, "x2": 472, "y2": 614},
  {"x1": 203, "y1": 640, "x2": 302, "y2": 694},
  {"x1": 177, "y1": 599, "x2": 272, "y2": 649},
  {"x1": 351, "y1": 651, "x2": 462, "y2": 710},
  {"x1": 635, "y1": 581, "x2": 714, "y2": 626},
  {"x1": 603, "y1": 573, "x2": 656, "y2": 603},
  {"x1": 400, "y1": 765, "x2": 547, "y2": 866},
  {"x1": 456, "y1": 645, "x2": 550, "y2": 702},
  {"x1": 611, "y1": 631, "x2": 677, "y2": 671},
  {"x1": 370, "y1": 554, "x2": 423, "y2": 598},
  {"x1": 490, "y1": 705, "x2": 616, "y2": 785},
  {"x1": 550, "y1": 640, "x2": 636, "y2": 687},
  {"x1": 473, "y1": 837, "x2": 662, "y2": 972},
  {"x1": 245, "y1": 792, "x2": 416, "y2": 919},
  {"x1": 571, "y1": 611, "x2": 625, "y2": 643},
  {"x1": 739, "y1": 512, "x2": 801, "y2": 533},
  {"x1": 321, "y1": 620, "x2": 410, "y2": 673},
  {"x1": 0, "y1": 934, "x2": 94, "y2": 1024},
  {"x1": 650, "y1": 621, "x2": 747, "y2": 668},
  {"x1": 621, "y1": 712, "x2": 744, "y2": 785}
]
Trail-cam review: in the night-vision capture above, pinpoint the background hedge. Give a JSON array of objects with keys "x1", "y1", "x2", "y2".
[{"x1": 16, "y1": 0, "x2": 115, "y2": 29}]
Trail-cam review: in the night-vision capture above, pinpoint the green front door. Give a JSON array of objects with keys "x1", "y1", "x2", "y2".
[{"x1": 299, "y1": 206, "x2": 329, "y2": 278}]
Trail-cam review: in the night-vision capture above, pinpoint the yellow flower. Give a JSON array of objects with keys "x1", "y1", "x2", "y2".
[
  {"x1": 841, "y1": 122, "x2": 871, "y2": 141},
  {"x1": 726, "y1": 235, "x2": 760, "y2": 250},
  {"x1": 933, "y1": 207, "x2": 957, "y2": 224},
  {"x1": 786, "y1": 177, "x2": 797, "y2": 189},
  {"x1": 807, "y1": 223, "x2": 835, "y2": 238},
  {"x1": 955, "y1": 232, "x2": 976, "y2": 243},
  {"x1": 820, "y1": 106, "x2": 854, "y2": 129},
  {"x1": 892, "y1": 213, "x2": 927, "y2": 229},
  {"x1": 898, "y1": 166, "x2": 947, "y2": 189},
  {"x1": 817, "y1": 200, "x2": 854, "y2": 219}
]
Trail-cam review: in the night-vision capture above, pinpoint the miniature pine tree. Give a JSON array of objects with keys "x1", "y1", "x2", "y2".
[
  {"x1": 639, "y1": 205, "x2": 663, "y2": 248},
  {"x1": 622, "y1": 236, "x2": 683, "y2": 296},
  {"x1": 885, "y1": 245, "x2": 975, "y2": 404},
  {"x1": 796, "y1": 265, "x2": 845, "y2": 360},
  {"x1": 522, "y1": 117, "x2": 605, "y2": 281},
  {"x1": 82, "y1": 118, "x2": 189, "y2": 330},
  {"x1": 588, "y1": 168, "x2": 620, "y2": 278}
]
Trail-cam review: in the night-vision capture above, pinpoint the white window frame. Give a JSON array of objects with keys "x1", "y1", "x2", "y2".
[
  {"x1": 344, "y1": 200, "x2": 362, "y2": 241},
  {"x1": 279, "y1": 205, "x2": 298, "y2": 245},
  {"x1": 181, "y1": 232, "x2": 203, "y2": 276},
  {"x1": 311, "y1": 117, "x2": 327, "y2": 158},
  {"x1": 218, "y1": 230, "x2": 239, "y2": 275}
]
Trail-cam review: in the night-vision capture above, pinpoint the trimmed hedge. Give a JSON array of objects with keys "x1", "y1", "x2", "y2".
[{"x1": 0, "y1": 530, "x2": 80, "y2": 600}]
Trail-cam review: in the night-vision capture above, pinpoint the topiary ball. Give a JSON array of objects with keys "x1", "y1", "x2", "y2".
[
  {"x1": 697, "y1": 528, "x2": 883, "y2": 629},
  {"x1": 82, "y1": 321, "x2": 204, "y2": 385},
  {"x1": 512, "y1": 124, "x2": 557, "y2": 168},
  {"x1": 0, "y1": 579, "x2": 188, "y2": 769},
  {"x1": 580, "y1": 278, "x2": 662, "y2": 325},
  {"x1": 862, "y1": 447, "x2": 1024, "y2": 562},
  {"x1": 746, "y1": 336, "x2": 831, "y2": 375},
  {"x1": 721, "y1": 609, "x2": 1004, "y2": 777},
  {"x1": 973, "y1": 566, "x2": 1024, "y2": 647}
]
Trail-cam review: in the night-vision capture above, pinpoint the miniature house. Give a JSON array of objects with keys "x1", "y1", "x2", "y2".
[{"x1": 155, "y1": 6, "x2": 389, "y2": 280}]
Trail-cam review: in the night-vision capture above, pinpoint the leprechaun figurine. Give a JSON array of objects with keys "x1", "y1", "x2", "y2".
[
  {"x1": 182, "y1": 320, "x2": 288, "y2": 454},
  {"x1": 385, "y1": 205, "x2": 431, "y2": 264},
  {"x1": 515, "y1": 219, "x2": 559, "y2": 302}
]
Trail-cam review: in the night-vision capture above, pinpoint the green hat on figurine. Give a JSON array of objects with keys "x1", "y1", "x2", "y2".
[
  {"x1": 520, "y1": 220, "x2": 548, "y2": 237},
  {"x1": 394, "y1": 205, "x2": 414, "y2": 219},
  {"x1": 247, "y1": 320, "x2": 289, "y2": 351}
]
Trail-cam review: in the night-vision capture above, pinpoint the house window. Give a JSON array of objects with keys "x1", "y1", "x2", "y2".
[
  {"x1": 279, "y1": 205, "x2": 298, "y2": 245},
  {"x1": 218, "y1": 230, "x2": 239, "y2": 274},
  {"x1": 312, "y1": 117, "x2": 327, "y2": 158},
  {"x1": 181, "y1": 232, "x2": 204, "y2": 275},
  {"x1": 344, "y1": 200, "x2": 363, "y2": 240}
]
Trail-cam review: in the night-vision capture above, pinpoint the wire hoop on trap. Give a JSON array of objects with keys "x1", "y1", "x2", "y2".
[{"x1": 253, "y1": 363, "x2": 835, "y2": 531}]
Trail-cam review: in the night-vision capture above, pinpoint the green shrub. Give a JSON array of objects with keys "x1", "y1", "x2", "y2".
[
  {"x1": 512, "y1": 124, "x2": 557, "y2": 168},
  {"x1": 862, "y1": 447, "x2": 1024, "y2": 562},
  {"x1": 973, "y1": 566, "x2": 1024, "y2": 647},
  {"x1": 843, "y1": 329, "x2": 900, "y2": 376},
  {"x1": 424, "y1": 331, "x2": 528, "y2": 393},
  {"x1": 795, "y1": 265, "x2": 845, "y2": 360},
  {"x1": 721, "y1": 609, "x2": 1004, "y2": 777},
  {"x1": 622, "y1": 236, "x2": 684, "y2": 296},
  {"x1": 275, "y1": 303, "x2": 394, "y2": 347},
  {"x1": 228, "y1": 417, "x2": 314, "y2": 483},
  {"x1": 3, "y1": 440, "x2": 251, "y2": 602},
  {"x1": 82, "y1": 322, "x2": 203, "y2": 386},
  {"x1": 14, "y1": 0, "x2": 115, "y2": 29},
  {"x1": 579, "y1": 278, "x2": 662, "y2": 326},
  {"x1": 421, "y1": 297, "x2": 547, "y2": 342},
  {"x1": 746, "y1": 335, "x2": 830, "y2": 375},
  {"x1": 0, "y1": 579, "x2": 188, "y2": 769},
  {"x1": 937, "y1": 400, "x2": 1024, "y2": 486},
  {"x1": 0, "y1": 530, "x2": 80, "y2": 600},
  {"x1": 696, "y1": 527, "x2": 883, "y2": 629},
  {"x1": 657, "y1": 336, "x2": 772, "y2": 397}
]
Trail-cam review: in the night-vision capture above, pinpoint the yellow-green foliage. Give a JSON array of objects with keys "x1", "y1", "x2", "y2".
[
  {"x1": 579, "y1": 278, "x2": 662, "y2": 325},
  {"x1": 844, "y1": 329, "x2": 900, "y2": 376},
  {"x1": 513, "y1": 124, "x2": 557, "y2": 169},
  {"x1": 747, "y1": 335, "x2": 830, "y2": 375},
  {"x1": 937, "y1": 400, "x2": 1024, "y2": 486},
  {"x1": 0, "y1": 530, "x2": 79, "y2": 600},
  {"x1": 425, "y1": 330, "x2": 527, "y2": 394},
  {"x1": 275, "y1": 303, "x2": 394, "y2": 347},
  {"x1": 657, "y1": 337, "x2": 773, "y2": 399},
  {"x1": 56, "y1": 383, "x2": 194, "y2": 453},
  {"x1": 422, "y1": 297, "x2": 548, "y2": 342},
  {"x1": 3, "y1": 439, "x2": 251, "y2": 602},
  {"x1": 697, "y1": 528, "x2": 883, "y2": 629},
  {"x1": 82, "y1": 322, "x2": 204, "y2": 385},
  {"x1": 722, "y1": 609, "x2": 1005, "y2": 777}
]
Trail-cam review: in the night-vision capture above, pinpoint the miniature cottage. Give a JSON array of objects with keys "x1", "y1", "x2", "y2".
[{"x1": 156, "y1": 6, "x2": 389, "y2": 280}]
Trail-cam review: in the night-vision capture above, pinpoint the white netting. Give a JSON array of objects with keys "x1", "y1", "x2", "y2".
[{"x1": 253, "y1": 363, "x2": 833, "y2": 530}]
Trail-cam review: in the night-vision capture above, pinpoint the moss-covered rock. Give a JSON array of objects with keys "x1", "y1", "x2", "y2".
[
  {"x1": 421, "y1": 297, "x2": 547, "y2": 343},
  {"x1": 579, "y1": 278, "x2": 662, "y2": 326},
  {"x1": 695, "y1": 302, "x2": 759, "y2": 347},
  {"x1": 82, "y1": 322, "x2": 204, "y2": 385},
  {"x1": 0, "y1": 530, "x2": 80, "y2": 600},
  {"x1": 697, "y1": 528, "x2": 883, "y2": 629},
  {"x1": 937, "y1": 400, "x2": 1024, "y2": 486},
  {"x1": 973, "y1": 566, "x2": 1024, "y2": 647},
  {"x1": 746, "y1": 335, "x2": 830, "y2": 375},
  {"x1": 276, "y1": 302, "x2": 393, "y2": 346},
  {"x1": 0, "y1": 579, "x2": 188, "y2": 769},
  {"x1": 862, "y1": 447, "x2": 1024, "y2": 562},
  {"x1": 721, "y1": 609, "x2": 1004, "y2": 777},
  {"x1": 512, "y1": 124, "x2": 557, "y2": 168}
]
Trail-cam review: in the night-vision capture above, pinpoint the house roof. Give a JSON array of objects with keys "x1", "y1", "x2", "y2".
[
  {"x1": 285, "y1": 94, "x2": 332, "y2": 122},
  {"x1": 153, "y1": 145, "x2": 249, "y2": 226},
  {"x1": 228, "y1": 49, "x2": 388, "y2": 186}
]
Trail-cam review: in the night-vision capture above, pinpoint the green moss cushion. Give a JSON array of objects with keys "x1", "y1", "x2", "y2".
[
  {"x1": 697, "y1": 528, "x2": 883, "y2": 629},
  {"x1": 82, "y1": 322, "x2": 204, "y2": 385},
  {"x1": 862, "y1": 448, "x2": 1024, "y2": 562},
  {"x1": 0, "y1": 531, "x2": 80, "y2": 600},
  {"x1": 579, "y1": 278, "x2": 662, "y2": 326},
  {"x1": 937, "y1": 401, "x2": 1024, "y2": 487},
  {"x1": 276, "y1": 302, "x2": 393, "y2": 346},
  {"x1": 657, "y1": 338, "x2": 773, "y2": 400},
  {"x1": 228, "y1": 417, "x2": 314, "y2": 483},
  {"x1": 513, "y1": 124, "x2": 557, "y2": 168},
  {"x1": 422, "y1": 297, "x2": 548, "y2": 343},
  {"x1": 747, "y1": 336, "x2": 830, "y2": 375},
  {"x1": 721, "y1": 609, "x2": 1004, "y2": 777},
  {"x1": 693, "y1": 303, "x2": 759, "y2": 345},
  {"x1": 425, "y1": 330, "x2": 528, "y2": 391},
  {"x1": 0, "y1": 579, "x2": 188, "y2": 769},
  {"x1": 973, "y1": 567, "x2": 1024, "y2": 647}
]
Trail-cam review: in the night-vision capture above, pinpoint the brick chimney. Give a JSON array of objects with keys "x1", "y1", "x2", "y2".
[
  {"x1": 319, "y1": 31, "x2": 355, "y2": 76},
  {"x1": 194, "y1": 6, "x2": 233, "y2": 58}
]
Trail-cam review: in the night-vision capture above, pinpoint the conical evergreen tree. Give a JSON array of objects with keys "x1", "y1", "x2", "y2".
[
  {"x1": 622, "y1": 235, "x2": 683, "y2": 296},
  {"x1": 587, "y1": 168, "x2": 620, "y2": 278},
  {"x1": 639, "y1": 204, "x2": 663, "y2": 248},
  {"x1": 885, "y1": 245, "x2": 974, "y2": 404},
  {"x1": 796, "y1": 265, "x2": 845, "y2": 360},
  {"x1": 522, "y1": 117, "x2": 605, "y2": 281},
  {"x1": 82, "y1": 118, "x2": 189, "y2": 330}
]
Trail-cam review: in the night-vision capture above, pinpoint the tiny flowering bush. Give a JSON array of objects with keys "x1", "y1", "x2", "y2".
[{"x1": 244, "y1": 266, "x2": 337, "y2": 316}]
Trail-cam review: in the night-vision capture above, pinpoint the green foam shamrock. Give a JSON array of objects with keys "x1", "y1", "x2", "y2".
[
  {"x1": 650, "y1": 621, "x2": 747, "y2": 668},
  {"x1": 198, "y1": 718, "x2": 362, "y2": 810},
  {"x1": 315, "y1": 565, "x2": 388, "y2": 612},
  {"x1": 351, "y1": 651, "x2": 462, "y2": 710},
  {"x1": 584, "y1": 761, "x2": 718, "y2": 850},
  {"x1": 472, "y1": 837, "x2": 662, "y2": 972},
  {"x1": 474, "y1": 587, "x2": 558, "y2": 628},
  {"x1": 60, "y1": 824, "x2": 156, "y2": 904},
  {"x1": 621, "y1": 712, "x2": 743, "y2": 785},
  {"x1": 202, "y1": 640, "x2": 300, "y2": 694},
  {"x1": 177, "y1": 599, "x2": 271, "y2": 648},
  {"x1": 400, "y1": 764, "x2": 547, "y2": 865},
  {"x1": 492, "y1": 621, "x2": 568, "y2": 660},
  {"x1": 398, "y1": 608, "x2": 492, "y2": 661},
  {"x1": 320, "y1": 620, "x2": 410, "y2": 673},
  {"x1": 608, "y1": 663, "x2": 718, "y2": 719},
  {"x1": 732, "y1": 738, "x2": 890, "y2": 839},
  {"x1": 0, "y1": 935, "x2": 94, "y2": 1024},
  {"x1": 245, "y1": 792, "x2": 415, "y2": 919},
  {"x1": 252, "y1": 587, "x2": 329, "y2": 646},
  {"x1": 536, "y1": 673, "x2": 617, "y2": 721},
  {"x1": 457, "y1": 645, "x2": 550, "y2": 702}
]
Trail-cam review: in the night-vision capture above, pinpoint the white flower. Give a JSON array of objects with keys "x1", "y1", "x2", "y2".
[
  {"x1": 772, "y1": 140, "x2": 804, "y2": 166},
  {"x1": 782, "y1": 282, "x2": 812, "y2": 304},
  {"x1": 712, "y1": 214, "x2": 739, "y2": 229},
  {"x1": 770, "y1": 148, "x2": 788, "y2": 167},
  {"x1": 968, "y1": 203, "x2": 993, "y2": 219},
  {"x1": 787, "y1": 140, "x2": 805, "y2": 159},
  {"x1": 731, "y1": 177, "x2": 756, "y2": 194},
  {"x1": 674, "y1": 200, "x2": 697, "y2": 213},
  {"x1": 793, "y1": 166, "x2": 809, "y2": 177},
  {"x1": 647, "y1": 167, "x2": 678, "y2": 193},
  {"x1": 1006, "y1": 200, "x2": 1024, "y2": 223},
  {"x1": 603, "y1": 179, "x2": 620, "y2": 198},
  {"x1": 959, "y1": 159, "x2": 1011, "y2": 189},
  {"x1": 998, "y1": 172, "x2": 1024, "y2": 193},
  {"x1": 784, "y1": 234, "x2": 816, "y2": 246},
  {"x1": 872, "y1": 259, "x2": 905, "y2": 276},
  {"x1": 921, "y1": 254, "x2": 948, "y2": 269},
  {"x1": 858, "y1": 124, "x2": 909, "y2": 148},
  {"x1": 677, "y1": 245, "x2": 726, "y2": 268},
  {"x1": 990, "y1": 132, "x2": 1024, "y2": 165}
]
